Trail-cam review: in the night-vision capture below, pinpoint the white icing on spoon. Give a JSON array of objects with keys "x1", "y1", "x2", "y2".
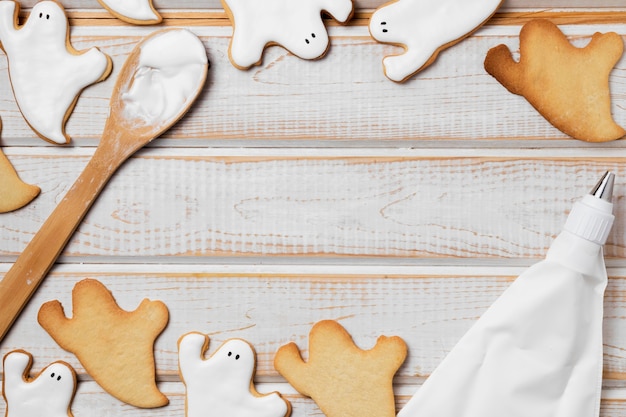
[{"x1": 121, "y1": 29, "x2": 208, "y2": 126}]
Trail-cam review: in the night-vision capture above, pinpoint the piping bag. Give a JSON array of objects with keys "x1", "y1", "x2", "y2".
[{"x1": 398, "y1": 171, "x2": 615, "y2": 417}]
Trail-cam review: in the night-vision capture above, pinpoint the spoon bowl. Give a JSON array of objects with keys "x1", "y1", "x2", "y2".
[{"x1": 0, "y1": 28, "x2": 208, "y2": 342}]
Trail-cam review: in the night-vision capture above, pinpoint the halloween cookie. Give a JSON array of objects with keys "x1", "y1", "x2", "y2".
[
  {"x1": 0, "y1": 0, "x2": 112, "y2": 144},
  {"x1": 369, "y1": 0, "x2": 502, "y2": 82},
  {"x1": 37, "y1": 278, "x2": 169, "y2": 408},
  {"x1": 2, "y1": 350, "x2": 76, "y2": 417},
  {"x1": 178, "y1": 332, "x2": 291, "y2": 417},
  {"x1": 274, "y1": 320, "x2": 406, "y2": 417},
  {"x1": 484, "y1": 19, "x2": 625, "y2": 142},
  {"x1": 221, "y1": 0, "x2": 354, "y2": 69},
  {"x1": 0, "y1": 147, "x2": 39, "y2": 213},
  {"x1": 96, "y1": 0, "x2": 161, "y2": 25}
]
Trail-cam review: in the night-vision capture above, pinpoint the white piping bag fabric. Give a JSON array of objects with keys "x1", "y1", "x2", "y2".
[{"x1": 398, "y1": 176, "x2": 614, "y2": 417}]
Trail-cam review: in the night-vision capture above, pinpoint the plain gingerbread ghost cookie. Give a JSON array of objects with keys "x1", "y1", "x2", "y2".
[
  {"x1": 484, "y1": 19, "x2": 625, "y2": 142},
  {"x1": 2, "y1": 350, "x2": 76, "y2": 417},
  {"x1": 221, "y1": 0, "x2": 354, "y2": 69},
  {"x1": 37, "y1": 278, "x2": 169, "y2": 408},
  {"x1": 178, "y1": 332, "x2": 291, "y2": 417},
  {"x1": 369, "y1": 0, "x2": 502, "y2": 82},
  {"x1": 274, "y1": 320, "x2": 407, "y2": 417},
  {"x1": 96, "y1": 0, "x2": 161, "y2": 24},
  {"x1": 0, "y1": 146, "x2": 40, "y2": 213},
  {"x1": 0, "y1": 0, "x2": 112, "y2": 144}
]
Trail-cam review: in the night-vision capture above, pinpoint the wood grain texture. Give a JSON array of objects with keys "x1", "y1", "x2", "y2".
[
  {"x1": 1, "y1": 25, "x2": 626, "y2": 146},
  {"x1": 9, "y1": 0, "x2": 626, "y2": 11},
  {"x1": 3, "y1": 265, "x2": 626, "y2": 379},
  {"x1": 2, "y1": 381, "x2": 626, "y2": 417},
  {"x1": 2, "y1": 266, "x2": 626, "y2": 417},
  {"x1": 2, "y1": 151, "x2": 626, "y2": 260},
  {"x1": 3, "y1": 4, "x2": 626, "y2": 417}
]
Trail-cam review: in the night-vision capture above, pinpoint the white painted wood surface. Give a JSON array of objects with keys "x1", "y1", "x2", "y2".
[
  {"x1": 9, "y1": 0, "x2": 626, "y2": 10},
  {"x1": 2, "y1": 1, "x2": 626, "y2": 417}
]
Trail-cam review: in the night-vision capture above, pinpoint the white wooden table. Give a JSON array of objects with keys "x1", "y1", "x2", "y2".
[{"x1": 2, "y1": 0, "x2": 626, "y2": 415}]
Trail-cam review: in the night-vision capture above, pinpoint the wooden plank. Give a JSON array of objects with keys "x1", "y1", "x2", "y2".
[
  {"x1": 10, "y1": 0, "x2": 626, "y2": 11},
  {"x1": 14, "y1": 10, "x2": 624, "y2": 27},
  {"x1": 2, "y1": 150, "x2": 626, "y2": 261},
  {"x1": 2, "y1": 265, "x2": 626, "y2": 379},
  {"x1": 2, "y1": 25, "x2": 625, "y2": 146},
  {"x1": 1, "y1": 382, "x2": 625, "y2": 417}
]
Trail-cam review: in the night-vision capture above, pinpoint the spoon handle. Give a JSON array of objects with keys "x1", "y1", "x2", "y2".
[{"x1": 0, "y1": 144, "x2": 124, "y2": 342}]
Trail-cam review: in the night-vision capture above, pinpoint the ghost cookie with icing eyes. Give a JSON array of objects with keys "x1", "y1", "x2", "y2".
[
  {"x1": 178, "y1": 332, "x2": 291, "y2": 417},
  {"x1": 369, "y1": 0, "x2": 503, "y2": 82},
  {"x1": 0, "y1": 0, "x2": 112, "y2": 144},
  {"x1": 96, "y1": 0, "x2": 161, "y2": 25},
  {"x1": 221, "y1": 0, "x2": 354, "y2": 69},
  {"x1": 2, "y1": 350, "x2": 76, "y2": 417}
]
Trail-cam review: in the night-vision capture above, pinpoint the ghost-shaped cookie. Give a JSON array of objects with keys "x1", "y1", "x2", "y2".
[
  {"x1": 37, "y1": 278, "x2": 169, "y2": 408},
  {"x1": 0, "y1": 146, "x2": 40, "y2": 213},
  {"x1": 178, "y1": 332, "x2": 291, "y2": 417},
  {"x1": 369, "y1": 0, "x2": 502, "y2": 82},
  {"x1": 484, "y1": 19, "x2": 625, "y2": 142},
  {"x1": 0, "y1": 0, "x2": 112, "y2": 144},
  {"x1": 96, "y1": 0, "x2": 161, "y2": 25},
  {"x1": 221, "y1": 0, "x2": 353, "y2": 69},
  {"x1": 2, "y1": 350, "x2": 76, "y2": 417},
  {"x1": 274, "y1": 320, "x2": 407, "y2": 417}
]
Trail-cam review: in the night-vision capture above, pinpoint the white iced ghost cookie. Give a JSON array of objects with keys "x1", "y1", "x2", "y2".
[
  {"x1": 0, "y1": 0, "x2": 112, "y2": 144},
  {"x1": 96, "y1": 0, "x2": 161, "y2": 25},
  {"x1": 2, "y1": 350, "x2": 76, "y2": 417},
  {"x1": 221, "y1": 0, "x2": 354, "y2": 69},
  {"x1": 369, "y1": 0, "x2": 503, "y2": 82},
  {"x1": 178, "y1": 332, "x2": 291, "y2": 417}
]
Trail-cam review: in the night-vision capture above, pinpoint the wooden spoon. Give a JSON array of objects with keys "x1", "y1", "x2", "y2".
[{"x1": 0, "y1": 28, "x2": 208, "y2": 342}]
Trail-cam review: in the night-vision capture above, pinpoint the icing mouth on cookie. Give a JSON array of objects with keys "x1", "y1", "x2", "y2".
[{"x1": 121, "y1": 29, "x2": 207, "y2": 126}]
